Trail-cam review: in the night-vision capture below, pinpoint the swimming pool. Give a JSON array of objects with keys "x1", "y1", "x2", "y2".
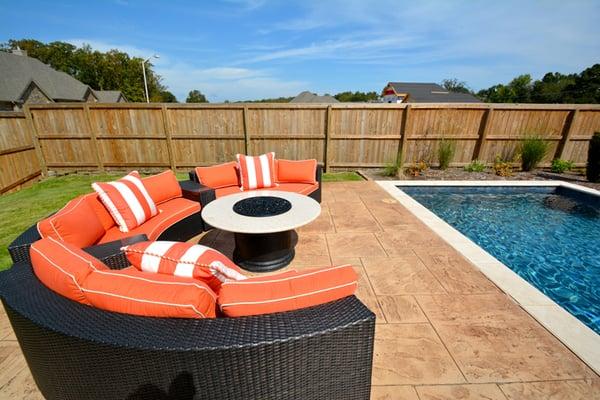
[{"x1": 398, "y1": 185, "x2": 600, "y2": 334}]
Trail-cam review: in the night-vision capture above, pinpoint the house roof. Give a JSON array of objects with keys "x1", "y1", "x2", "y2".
[
  {"x1": 386, "y1": 82, "x2": 482, "y2": 103},
  {"x1": 0, "y1": 51, "x2": 91, "y2": 103},
  {"x1": 93, "y1": 90, "x2": 126, "y2": 102},
  {"x1": 290, "y1": 91, "x2": 339, "y2": 103}
]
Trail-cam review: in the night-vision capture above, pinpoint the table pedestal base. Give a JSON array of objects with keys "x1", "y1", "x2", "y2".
[{"x1": 233, "y1": 230, "x2": 295, "y2": 272}]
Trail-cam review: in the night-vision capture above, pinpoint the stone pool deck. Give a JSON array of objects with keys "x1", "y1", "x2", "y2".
[{"x1": 1, "y1": 181, "x2": 599, "y2": 399}]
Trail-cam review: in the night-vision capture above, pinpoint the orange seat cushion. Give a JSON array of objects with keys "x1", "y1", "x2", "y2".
[
  {"x1": 236, "y1": 152, "x2": 276, "y2": 190},
  {"x1": 99, "y1": 197, "x2": 201, "y2": 243},
  {"x1": 215, "y1": 185, "x2": 242, "y2": 198},
  {"x1": 195, "y1": 162, "x2": 240, "y2": 189},
  {"x1": 92, "y1": 171, "x2": 158, "y2": 233},
  {"x1": 142, "y1": 170, "x2": 182, "y2": 204},
  {"x1": 123, "y1": 241, "x2": 246, "y2": 294},
  {"x1": 37, "y1": 195, "x2": 106, "y2": 248},
  {"x1": 276, "y1": 159, "x2": 317, "y2": 184},
  {"x1": 218, "y1": 265, "x2": 357, "y2": 317},
  {"x1": 30, "y1": 237, "x2": 216, "y2": 319},
  {"x1": 259, "y1": 182, "x2": 318, "y2": 196}
]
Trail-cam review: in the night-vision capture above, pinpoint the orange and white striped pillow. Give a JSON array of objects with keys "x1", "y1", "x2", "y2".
[
  {"x1": 218, "y1": 265, "x2": 358, "y2": 317},
  {"x1": 92, "y1": 171, "x2": 158, "y2": 233},
  {"x1": 236, "y1": 152, "x2": 277, "y2": 190},
  {"x1": 122, "y1": 241, "x2": 246, "y2": 293}
]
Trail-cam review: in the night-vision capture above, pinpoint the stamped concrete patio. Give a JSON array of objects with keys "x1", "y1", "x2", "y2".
[{"x1": 1, "y1": 181, "x2": 599, "y2": 399}]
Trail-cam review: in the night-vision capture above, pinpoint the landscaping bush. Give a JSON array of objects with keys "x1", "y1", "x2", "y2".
[
  {"x1": 405, "y1": 160, "x2": 428, "y2": 177},
  {"x1": 464, "y1": 160, "x2": 486, "y2": 172},
  {"x1": 437, "y1": 139, "x2": 456, "y2": 170},
  {"x1": 520, "y1": 135, "x2": 550, "y2": 171},
  {"x1": 551, "y1": 159, "x2": 574, "y2": 174},
  {"x1": 587, "y1": 132, "x2": 600, "y2": 182},
  {"x1": 383, "y1": 153, "x2": 402, "y2": 177},
  {"x1": 493, "y1": 156, "x2": 513, "y2": 177}
]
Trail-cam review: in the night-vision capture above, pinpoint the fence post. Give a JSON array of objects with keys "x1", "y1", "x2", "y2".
[
  {"x1": 398, "y1": 105, "x2": 411, "y2": 167},
  {"x1": 324, "y1": 105, "x2": 332, "y2": 172},
  {"x1": 242, "y1": 106, "x2": 250, "y2": 155},
  {"x1": 161, "y1": 105, "x2": 176, "y2": 171},
  {"x1": 84, "y1": 105, "x2": 104, "y2": 172},
  {"x1": 555, "y1": 108, "x2": 579, "y2": 160},
  {"x1": 23, "y1": 105, "x2": 47, "y2": 176},
  {"x1": 474, "y1": 106, "x2": 493, "y2": 162}
]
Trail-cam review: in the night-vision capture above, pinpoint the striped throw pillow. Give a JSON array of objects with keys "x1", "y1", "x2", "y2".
[
  {"x1": 236, "y1": 152, "x2": 277, "y2": 190},
  {"x1": 218, "y1": 265, "x2": 358, "y2": 317},
  {"x1": 122, "y1": 241, "x2": 246, "y2": 293},
  {"x1": 92, "y1": 171, "x2": 158, "y2": 233}
]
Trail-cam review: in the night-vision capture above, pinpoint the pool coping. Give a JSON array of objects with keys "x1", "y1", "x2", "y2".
[{"x1": 376, "y1": 179, "x2": 600, "y2": 375}]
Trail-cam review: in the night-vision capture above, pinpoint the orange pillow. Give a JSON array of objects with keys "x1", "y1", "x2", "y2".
[
  {"x1": 236, "y1": 152, "x2": 277, "y2": 190},
  {"x1": 122, "y1": 241, "x2": 246, "y2": 294},
  {"x1": 92, "y1": 171, "x2": 158, "y2": 233},
  {"x1": 218, "y1": 265, "x2": 357, "y2": 317},
  {"x1": 37, "y1": 195, "x2": 106, "y2": 248},
  {"x1": 195, "y1": 162, "x2": 239, "y2": 189},
  {"x1": 276, "y1": 159, "x2": 317, "y2": 184},
  {"x1": 142, "y1": 170, "x2": 182, "y2": 204},
  {"x1": 30, "y1": 238, "x2": 216, "y2": 319}
]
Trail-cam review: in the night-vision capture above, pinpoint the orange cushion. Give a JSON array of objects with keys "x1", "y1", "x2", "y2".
[
  {"x1": 195, "y1": 162, "x2": 239, "y2": 189},
  {"x1": 99, "y1": 197, "x2": 200, "y2": 243},
  {"x1": 84, "y1": 268, "x2": 217, "y2": 319},
  {"x1": 218, "y1": 265, "x2": 357, "y2": 317},
  {"x1": 83, "y1": 193, "x2": 115, "y2": 231},
  {"x1": 30, "y1": 237, "x2": 216, "y2": 319},
  {"x1": 259, "y1": 182, "x2": 318, "y2": 196},
  {"x1": 123, "y1": 241, "x2": 246, "y2": 294},
  {"x1": 37, "y1": 195, "x2": 106, "y2": 248},
  {"x1": 93, "y1": 171, "x2": 158, "y2": 233},
  {"x1": 30, "y1": 237, "x2": 109, "y2": 304},
  {"x1": 276, "y1": 159, "x2": 317, "y2": 184},
  {"x1": 215, "y1": 185, "x2": 242, "y2": 198},
  {"x1": 236, "y1": 152, "x2": 276, "y2": 190},
  {"x1": 142, "y1": 170, "x2": 182, "y2": 204}
]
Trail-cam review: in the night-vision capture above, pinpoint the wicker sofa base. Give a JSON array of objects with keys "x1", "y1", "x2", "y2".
[{"x1": 1, "y1": 264, "x2": 375, "y2": 400}]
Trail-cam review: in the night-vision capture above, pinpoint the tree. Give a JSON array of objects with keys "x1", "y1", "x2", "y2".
[
  {"x1": 531, "y1": 72, "x2": 576, "y2": 103},
  {"x1": 1, "y1": 39, "x2": 168, "y2": 102},
  {"x1": 477, "y1": 74, "x2": 533, "y2": 103},
  {"x1": 152, "y1": 91, "x2": 178, "y2": 103},
  {"x1": 565, "y1": 64, "x2": 600, "y2": 104},
  {"x1": 441, "y1": 79, "x2": 471, "y2": 94},
  {"x1": 186, "y1": 90, "x2": 208, "y2": 103},
  {"x1": 333, "y1": 91, "x2": 379, "y2": 102}
]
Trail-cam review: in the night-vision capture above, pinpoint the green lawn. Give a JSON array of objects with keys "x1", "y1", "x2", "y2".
[{"x1": 0, "y1": 171, "x2": 362, "y2": 269}]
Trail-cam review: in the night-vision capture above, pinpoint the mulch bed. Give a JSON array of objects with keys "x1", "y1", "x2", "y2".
[{"x1": 360, "y1": 168, "x2": 600, "y2": 191}]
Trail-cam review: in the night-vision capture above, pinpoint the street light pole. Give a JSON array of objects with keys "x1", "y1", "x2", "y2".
[{"x1": 142, "y1": 54, "x2": 159, "y2": 103}]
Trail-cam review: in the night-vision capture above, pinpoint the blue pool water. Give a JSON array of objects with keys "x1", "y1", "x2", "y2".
[{"x1": 399, "y1": 185, "x2": 600, "y2": 334}]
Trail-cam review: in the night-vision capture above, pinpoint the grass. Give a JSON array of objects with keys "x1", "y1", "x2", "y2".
[{"x1": 0, "y1": 171, "x2": 362, "y2": 269}]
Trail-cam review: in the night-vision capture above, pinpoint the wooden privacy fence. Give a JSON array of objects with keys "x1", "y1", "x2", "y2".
[{"x1": 2, "y1": 102, "x2": 600, "y2": 193}]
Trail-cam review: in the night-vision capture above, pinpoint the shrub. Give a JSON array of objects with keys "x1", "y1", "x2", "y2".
[
  {"x1": 405, "y1": 160, "x2": 428, "y2": 177},
  {"x1": 464, "y1": 160, "x2": 486, "y2": 173},
  {"x1": 520, "y1": 135, "x2": 550, "y2": 171},
  {"x1": 438, "y1": 139, "x2": 456, "y2": 170},
  {"x1": 383, "y1": 160, "x2": 401, "y2": 177},
  {"x1": 551, "y1": 159, "x2": 574, "y2": 174},
  {"x1": 587, "y1": 132, "x2": 600, "y2": 182},
  {"x1": 493, "y1": 156, "x2": 513, "y2": 177}
]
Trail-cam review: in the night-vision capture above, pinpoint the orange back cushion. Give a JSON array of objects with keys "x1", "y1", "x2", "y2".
[
  {"x1": 92, "y1": 171, "x2": 158, "y2": 233},
  {"x1": 123, "y1": 241, "x2": 246, "y2": 294},
  {"x1": 30, "y1": 237, "x2": 109, "y2": 304},
  {"x1": 30, "y1": 238, "x2": 216, "y2": 319},
  {"x1": 142, "y1": 170, "x2": 182, "y2": 204},
  {"x1": 276, "y1": 159, "x2": 317, "y2": 184},
  {"x1": 236, "y1": 152, "x2": 276, "y2": 190},
  {"x1": 37, "y1": 195, "x2": 106, "y2": 248},
  {"x1": 218, "y1": 265, "x2": 357, "y2": 317},
  {"x1": 83, "y1": 193, "x2": 115, "y2": 231},
  {"x1": 195, "y1": 162, "x2": 240, "y2": 189}
]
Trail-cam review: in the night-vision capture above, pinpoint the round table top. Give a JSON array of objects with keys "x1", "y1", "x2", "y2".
[{"x1": 201, "y1": 190, "x2": 321, "y2": 234}]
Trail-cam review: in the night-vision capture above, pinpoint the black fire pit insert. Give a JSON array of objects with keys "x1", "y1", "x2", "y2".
[{"x1": 233, "y1": 196, "x2": 292, "y2": 217}]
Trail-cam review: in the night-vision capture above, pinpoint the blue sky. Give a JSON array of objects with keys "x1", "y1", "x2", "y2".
[{"x1": 1, "y1": 0, "x2": 599, "y2": 102}]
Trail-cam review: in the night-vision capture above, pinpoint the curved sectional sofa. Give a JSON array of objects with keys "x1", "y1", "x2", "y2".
[{"x1": 0, "y1": 163, "x2": 375, "y2": 400}]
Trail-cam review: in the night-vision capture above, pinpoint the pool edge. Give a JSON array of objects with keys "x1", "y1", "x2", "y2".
[{"x1": 376, "y1": 179, "x2": 600, "y2": 375}]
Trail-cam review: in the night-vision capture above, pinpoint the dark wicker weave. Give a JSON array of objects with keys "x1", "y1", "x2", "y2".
[{"x1": 0, "y1": 257, "x2": 375, "y2": 399}]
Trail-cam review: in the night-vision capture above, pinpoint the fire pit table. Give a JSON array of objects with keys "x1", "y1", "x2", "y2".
[{"x1": 201, "y1": 190, "x2": 321, "y2": 272}]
